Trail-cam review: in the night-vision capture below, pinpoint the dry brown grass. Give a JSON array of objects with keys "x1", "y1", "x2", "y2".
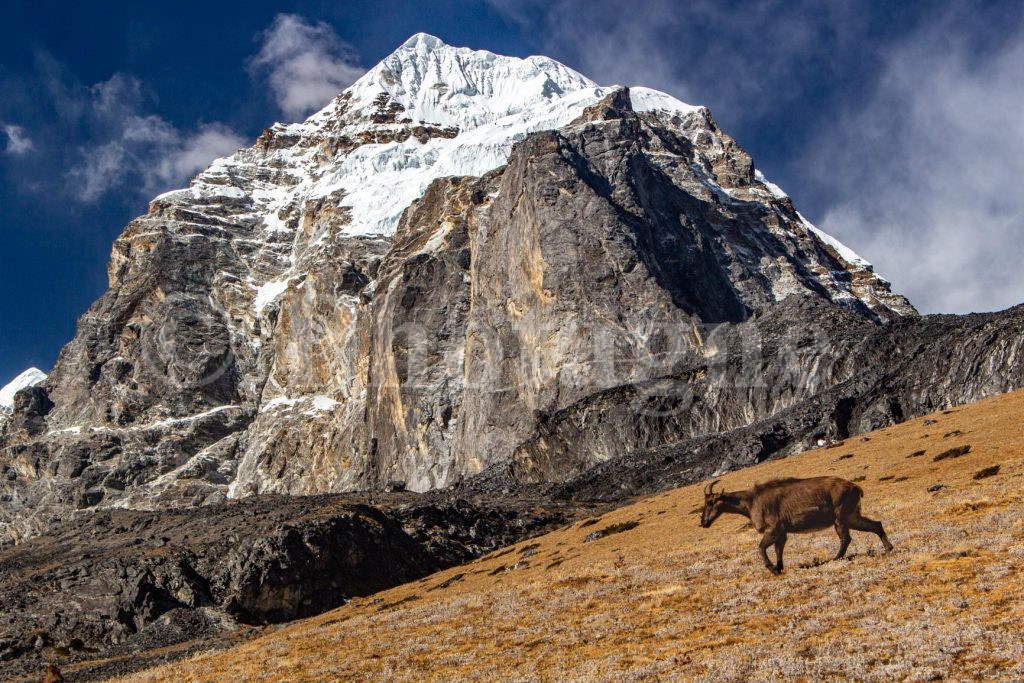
[{"x1": 119, "y1": 390, "x2": 1024, "y2": 682}]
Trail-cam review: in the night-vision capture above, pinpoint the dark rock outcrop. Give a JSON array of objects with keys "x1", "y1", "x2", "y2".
[{"x1": 0, "y1": 491, "x2": 574, "y2": 680}]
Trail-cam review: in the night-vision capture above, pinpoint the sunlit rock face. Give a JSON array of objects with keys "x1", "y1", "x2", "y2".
[{"x1": 0, "y1": 33, "x2": 947, "y2": 541}]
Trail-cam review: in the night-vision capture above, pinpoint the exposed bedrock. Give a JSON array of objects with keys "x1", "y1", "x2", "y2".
[{"x1": 511, "y1": 299, "x2": 1024, "y2": 483}]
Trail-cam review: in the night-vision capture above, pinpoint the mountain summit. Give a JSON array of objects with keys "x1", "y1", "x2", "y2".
[
  {"x1": 152, "y1": 33, "x2": 905, "y2": 312},
  {"x1": 0, "y1": 34, "x2": 938, "y2": 541},
  {"x1": 157, "y1": 33, "x2": 615, "y2": 240}
]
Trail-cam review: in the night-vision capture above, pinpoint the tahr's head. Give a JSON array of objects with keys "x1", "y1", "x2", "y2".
[{"x1": 700, "y1": 480, "x2": 725, "y2": 528}]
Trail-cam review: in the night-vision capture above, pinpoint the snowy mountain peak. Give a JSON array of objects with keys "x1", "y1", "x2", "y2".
[
  {"x1": 163, "y1": 37, "x2": 707, "y2": 241},
  {"x1": 342, "y1": 33, "x2": 599, "y2": 131},
  {"x1": 0, "y1": 367, "x2": 47, "y2": 412},
  {"x1": 149, "y1": 35, "x2": 900, "y2": 318},
  {"x1": 398, "y1": 31, "x2": 445, "y2": 50},
  {"x1": 162, "y1": 37, "x2": 624, "y2": 241}
]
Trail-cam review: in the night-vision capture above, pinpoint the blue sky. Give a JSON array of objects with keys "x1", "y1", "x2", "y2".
[{"x1": 2, "y1": 0, "x2": 1023, "y2": 385}]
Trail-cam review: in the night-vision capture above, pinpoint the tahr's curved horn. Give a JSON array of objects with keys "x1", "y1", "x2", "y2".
[{"x1": 704, "y1": 479, "x2": 721, "y2": 495}]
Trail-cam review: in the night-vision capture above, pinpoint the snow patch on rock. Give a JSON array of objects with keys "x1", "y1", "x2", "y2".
[
  {"x1": 260, "y1": 395, "x2": 339, "y2": 413},
  {"x1": 754, "y1": 169, "x2": 788, "y2": 200},
  {"x1": 797, "y1": 212, "x2": 870, "y2": 268},
  {"x1": 253, "y1": 277, "x2": 295, "y2": 314},
  {"x1": 0, "y1": 367, "x2": 47, "y2": 412},
  {"x1": 629, "y1": 86, "x2": 702, "y2": 116},
  {"x1": 752, "y1": 169, "x2": 870, "y2": 268}
]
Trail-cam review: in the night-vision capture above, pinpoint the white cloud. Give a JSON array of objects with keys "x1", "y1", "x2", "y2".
[
  {"x1": 807, "y1": 22, "x2": 1024, "y2": 314},
  {"x1": 248, "y1": 14, "x2": 364, "y2": 120},
  {"x1": 3, "y1": 124, "x2": 33, "y2": 155},
  {"x1": 486, "y1": 0, "x2": 864, "y2": 123},
  {"x1": 67, "y1": 75, "x2": 245, "y2": 202},
  {"x1": 91, "y1": 72, "x2": 146, "y2": 117},
  {"x1": 155, "y1": 124, "x2": 246, "y2": 183},
  {"x1": 70, "y1": 139, "x2": 129, "y2": 202},
  {"x1": 492, "y1": 1, "x2": 1024, "y2": 314}
]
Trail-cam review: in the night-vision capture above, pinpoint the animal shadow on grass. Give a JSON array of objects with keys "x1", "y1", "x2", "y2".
[{"x1": 797, "y1": 546, "x2": 886, "y2": 569}]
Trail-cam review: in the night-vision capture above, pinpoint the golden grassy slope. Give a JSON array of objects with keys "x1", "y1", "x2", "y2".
[{"x1": 125, "y1": 390, "x2": 1024, "y2": 682}]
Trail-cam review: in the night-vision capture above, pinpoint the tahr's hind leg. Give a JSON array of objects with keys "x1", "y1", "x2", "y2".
[
  {"x1": 848, "y1": 513, "x2": 894, "y2": 552},
  {"x1": 773, "y1": 533, "x2": 788, "y2": 573}
]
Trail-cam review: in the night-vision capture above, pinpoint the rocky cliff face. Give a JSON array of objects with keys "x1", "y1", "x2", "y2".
[
  {"x1": 4, "y1": 33, "x2": 1013, "y2": 548},
  {"x1": 525, "y1": 299, "x2": 1024, "y2": 492}
]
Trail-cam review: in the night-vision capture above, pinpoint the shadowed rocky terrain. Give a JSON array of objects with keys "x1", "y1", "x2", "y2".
[
  {"x1": 0, "y1": 491, "x2": 580, "y2": 680},
  {"x1": 523, "y1": 300, "x2": 1024, "y2": 494}
]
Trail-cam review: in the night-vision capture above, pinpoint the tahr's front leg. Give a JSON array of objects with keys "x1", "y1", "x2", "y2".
[{"x1": 759, "y1": 528, "x2": 782, "y2": 574}]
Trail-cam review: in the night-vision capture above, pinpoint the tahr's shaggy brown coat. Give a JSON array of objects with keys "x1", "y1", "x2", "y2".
[{"x1": 700, "y1": 476, "x2": 894, "y2": 573}]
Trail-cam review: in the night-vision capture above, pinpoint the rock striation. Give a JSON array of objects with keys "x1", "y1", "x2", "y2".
[{"x1": 539, "y1": 300, "x2": 1024, "y2": 496}]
